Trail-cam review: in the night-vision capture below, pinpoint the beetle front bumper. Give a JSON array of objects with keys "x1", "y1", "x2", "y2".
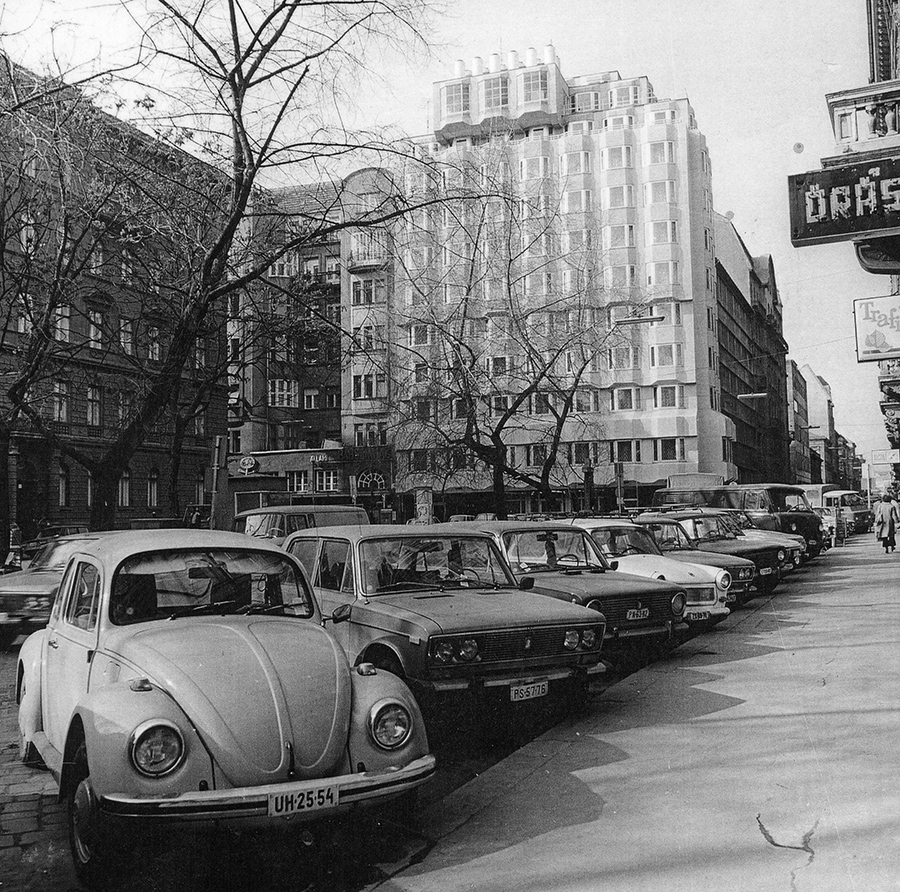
[{"x1": 98, "y1": 755, "x2": 436, "y2": 826}]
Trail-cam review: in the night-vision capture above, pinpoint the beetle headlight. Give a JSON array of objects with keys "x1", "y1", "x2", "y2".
[
  {"x1": 671, "y1": 592, "x2": 686, "y2": 615},
  {"x1": 369, "y1": 701, "x2": 412, "y2": 750},
  {"x1": 130, "y1": 721, "x2": 184, "y2": 777},
  {"x1": 715, "y1": 570, "x2": 731, "y2": 591},
  {"x1": 564, "y1": 630, "x2": 580, "y2": 649}
]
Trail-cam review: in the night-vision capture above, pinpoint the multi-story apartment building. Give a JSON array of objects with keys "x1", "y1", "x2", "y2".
[
  {"x1": 368, "y1": 47, "x2": 737, "y2": 516},
  {"x1": 787, "y1": 359, "x2": 814, "y2": 484},
  {"x1": 802, "y1": 364, "x2": 840, "y2": 483},
  {"x1": 714, "y1": 213, "x2": 791, "y2": 482}
]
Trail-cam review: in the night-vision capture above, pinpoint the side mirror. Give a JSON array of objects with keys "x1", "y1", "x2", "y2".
[
  {"x1": 329, "y1": 603, "x2": 352, "y2": 624},
  {"x1": 518, "y1": 576, "x2": 535, "y2": 591},
  {"x1": 608, "y1": 560, "x2": 619, "y2": 571}
]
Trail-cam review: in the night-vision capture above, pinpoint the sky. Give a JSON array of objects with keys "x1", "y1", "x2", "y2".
[{"x1": 2, "y1": 0, "x2": 890, "y2": 466}]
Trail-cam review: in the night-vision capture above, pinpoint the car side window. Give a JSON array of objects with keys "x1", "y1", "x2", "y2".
[
  {"x1": 288, "y1": 539, "x2": 319, "y2": 579},
  {"x1": 51, "y1": 561, "x2": 78, "y2": 623},
  {"x1": 65, "y1": 562, "x2": 101, "y2": 631},
  {"x1": 316, "y1": 540, "x2": 351, "y2": 592}
]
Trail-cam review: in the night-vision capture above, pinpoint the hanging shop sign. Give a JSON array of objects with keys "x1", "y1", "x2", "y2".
[
  {"x1": 853, "y1": 294, "x2": 900, "y2": 361},
  {"x1": 789, "y1": 157, "x2": 900, "y2": 246}
]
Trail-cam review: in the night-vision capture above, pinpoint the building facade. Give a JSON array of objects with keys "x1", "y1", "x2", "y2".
[{"x1": 787, "y1": 359, "x2": 814, "y2": 484}]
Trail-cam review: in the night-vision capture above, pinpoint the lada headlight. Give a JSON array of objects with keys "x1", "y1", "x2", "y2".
[
  {"x1": 458, "y1": 638, "x2": 479, "y2": 662},
  {"x1": 369, "y1": 701, "x2": 412, "y2": 750},
  {"x1": 433, "y1": 641, "x2": 455, "y2": 663},
  {"x1": 564, "y1": 630, "x2": 580, "y2": 650},
  {"x1": 130, "y1": 721, "x2": 185, "y2": 777},
  {"x1": 581, "y1": 629, "x2": 598, "y2": 650},
  {"x1": 715, "y1": 570, "x2": 731, "y2": 591},
  {"x1": 776, "y1": 549, "x2": 786, "y2": 562},
  {"x1": 671, "y1": 592, "x2": 686, "y2": 615}
]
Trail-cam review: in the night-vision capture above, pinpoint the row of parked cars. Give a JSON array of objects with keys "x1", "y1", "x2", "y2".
[{"x1": 8, "y1": 484, "x2": 826, "y2": 886}]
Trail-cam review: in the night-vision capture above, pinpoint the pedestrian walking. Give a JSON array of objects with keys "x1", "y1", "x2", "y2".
[{"x1": 873, "y1": 494, "x2": 900, "y2": 553}]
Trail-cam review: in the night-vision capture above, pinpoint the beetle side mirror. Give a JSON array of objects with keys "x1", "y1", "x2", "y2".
[
  {"x1": 518, "y1": 576, "x2": 535, "y2": 591},
  {"x1": 329, "y1": 603, "x2": 352, "y2": 624},
  {"x1": 608, "y1": 560, "x2": 619, "y2": 571}
]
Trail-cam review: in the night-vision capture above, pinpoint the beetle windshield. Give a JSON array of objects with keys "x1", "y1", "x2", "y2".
[
  {"x1": 588, "y1": 526, "x2": 662, "y2": 558},
  {"x1": 110, "y1": 549, "x2": 314, "y2": 624},
  {"x1": 501, "y1": 529, "x2": 608, "y2": 572},
  {"x1": 359, "y1": 536, "x2": 514, "y2": 594}
]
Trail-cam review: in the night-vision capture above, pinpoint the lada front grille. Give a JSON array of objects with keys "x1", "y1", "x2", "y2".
[
  {"x1": 594, "y1": 592, "x2": 674, "y2": 627},
  {"x1": 479, "y1": 626, "x2": 588, "y2": 662}
]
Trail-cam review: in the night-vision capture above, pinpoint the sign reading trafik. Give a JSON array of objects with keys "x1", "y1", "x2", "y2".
[
  {"x1": 789, "y1": 157, "x2": 900, "y2": 246},
  {"x1": 853, "y1": 295, "x2": 900, "y2": 362}
]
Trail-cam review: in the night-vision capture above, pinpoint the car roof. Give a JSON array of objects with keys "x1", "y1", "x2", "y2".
[
  {"x1": 569, "y1": 517, "x2": 642, "y2": 529},
  {"x1": 287, "y1": 523, "x2": 495, "y2": 542},
  {"x1": 65, "y1": 529, "x2": 290, "y2": 563},
  {"x1": 233, "y1": 504, "x2": 365, "y2": 517},
  {"x1": 432, "y1": 520, "x2": 580, "y2": 534}
]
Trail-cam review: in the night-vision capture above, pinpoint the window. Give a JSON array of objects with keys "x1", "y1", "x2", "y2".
[
  {"x1": 645, "y1": 141, "x2": 676, "y2": 165},
  {"x1": 491, "y1": 395, "x2": 509, "y2": 415},
  {"x1": 118, "y1": 391, "x2": 133, "y2": 423},
  {"x1": 410, "y1": 450, "x2": 431, "y2": 472},
  {"x1": 194, "y1": 342, "x2": 206, "y2": 369},
  {"x1": 482, "y1": 76, "x2": 508, "y2": 110},
  {"x1": 606, "y1": 185, "x2": 634, "y2": 208},
  {"x1": 609, "y1": 85, "x2": 639, "y2": 107},
  {"x1": 611, "y1": 388, "x2": 638, "y2": 411},
  {"x1": 520, "y1": 156, "x2": 549, "y2": 179},
  {"x1": 88, "y1": 310, "x2": 103, "y2": 349},
  {"x1": 414, "y1": 362, "x2": 428, "y2": 384},
  {"x1": 564, "y1": 190, "x2": 593, "y2": 213},
  {"x1": 608, "y1": 346, "x2": 635, "y2": 369},
  {"x1": 303, "y1": 389, "x2": 320, "y2": 410},
  {"x1": 316, "y1": 469, "x2": 339, "y2": 492},
  {"x1": 651, "y1": 302, "x2": 682, "y2": 326},
  {"x1": 120, "y1": 251, "x2": 135, "y2": 283},
  {"x1": 287, "y1": 470, "x2": 310, "y2": 493},
  {"x1": 147, "y1": 326, "x2": 161, "y2": 361},
  {"x1": 605, "y1": 115, "x2": 634, "y2": 130},
  {"x1": 651, "y1": 109, "x2": 676, "y2": 124},
  {"x1": 120, "y1": 318, "x2": 135, "y2": 355},
  {"x1": 653, "y1": 438, "x2": 685, "y2": 462},
  {"x1": 563, "y1": 151, "x2": 592, "y2": 175},
  {"x1": 118, "y1": 468, "x2": 131, "y2": 508},
  {"x1": 19, "y1": 214, "x2": 36, "y2": 254},
  {"x1": 650, "y1": 344, "x2": 683, "y2": 367},
  {"x1": 522, "y1": 70, "x2": 548, "y2": 102},
  {"x1": 66, "y1": 563, "x2": 100, "y2": 631},
  {"x1": 415, "y1": 399, "x2": 432, "y2": 422},
  {"x1": 571, "y1": 92, "x2": 600, "y2": 112},
  {"x1": 411, "y1": 324, "x2": 431, "y2": 346},
  {"x1": 654, "y1": 385, "x2": 684, "y2": 408},
  {"x1": 704, "y1": 228, "x2": 714, "y2": 252},
  {"x1": 58, "y1": 464, "x2": 70, "y2": 508},
  {"x1": 529, "y1": 443, "x2": 548, "y2": 466},
  {"x1": 533, "y1": 392, "x2": 551, "y2": 414},
  {"x1": 52, "y1": 305, "x2": 70, "y2": 342},
  {"x1": 647, "y1": 261, "x2": 680, "y2": 286},
  {"x1": 268, "y1": 379, "x2": 300, "y2": 408},
  {"x1": 195, "y1": 467, "x2": 206, "y2": 505},
  {"x1": 351, "y1": 278, "x2": 384, "y2": 305},
  {"x1": 650, "y1": 220, "x2": 678, "y2": 244},
  {"x1": 491, "y1": 356, "x2": 508, "y2": 375},
  {"x1": 565, "y1": 121, "x2": 594, "y2": 134},
  {"x1": 353, "y1": 373, "x2": 384, "y2": 399},
  {"x1": 87, "y1": 386, "x2": 102, "y2": 427},
  {"x1": 605, "y1": 265, "x2": 637, "y2": 288},
  {"x1": 610, "y1": 440, "x2": 641, "y2": 463},
  {"x1": 16, "y1": 296, "x2": 34, "y2": 334},
  {"x1": 229, "y1": 429, "x2": 242, "y2": 453},
  {"x1": 604, "y1": 146, "x2": 632, "y2": 169},
  {"x1": 52, "y1": 381, "x2": 68, "y2": 423},
  {"x1": 147, "y1": 469, "x2": 159, "y2": 507},
  {"x1": 644, "y1": 180, "x2": 677, "y2": 205},
  {"x1": 605, "y1": 224, "x2": 635, "y2": 249}
]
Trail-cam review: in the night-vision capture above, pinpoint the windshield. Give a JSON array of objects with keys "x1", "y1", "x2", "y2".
[
  {"x1": 587, "y1": 526, "x2": 662, "y2": 558},
  {"x1": 359, "y1": 536, "x2": 513, "y2": 594},
  {"x1": 681, "y1": 516, "x2": 735, "y2": 542},
  {"x1": 501, "y1": 529, "x2": 607, "y2": 572},
  {"x1": 714, "y1": 513, "x2": 746, "y2": 535},
  {"x1": 110, "y1": 549, "x2": 314, "y2": 624},
  {"x1": 30, "y1": 538, "x2": 95, "y2": 571},
  {"x1": 637, "y1": 521, "x2": 694, "y2": 551},
  {"x1": 767, "y1": 489, "x2": 813, "y2": 511}
]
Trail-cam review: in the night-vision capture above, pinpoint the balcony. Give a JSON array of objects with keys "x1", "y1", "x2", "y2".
[{"x1": 825, "y1": 79, "x2": 900, "y2": 160}]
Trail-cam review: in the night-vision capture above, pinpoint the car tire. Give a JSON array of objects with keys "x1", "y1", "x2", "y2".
[{"x1": 68, "y1": 741, "x2": 124, "y2": 889}]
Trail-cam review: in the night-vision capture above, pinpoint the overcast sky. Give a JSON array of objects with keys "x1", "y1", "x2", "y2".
[{"x1": 4, "y1": 0, "x2": 889, "y2": 466}]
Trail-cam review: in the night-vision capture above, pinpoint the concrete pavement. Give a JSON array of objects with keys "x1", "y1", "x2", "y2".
[{"x1": 377, "y1": 536, "x2": 900, "y2": 892}]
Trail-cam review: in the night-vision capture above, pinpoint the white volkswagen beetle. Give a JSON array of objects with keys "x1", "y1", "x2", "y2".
[
  {"x1": 567, "y1": 518, "x2": 731, "y2": 628},
  {"x1": 16, "y1": 530, "x2": 434, "y2": 887}
]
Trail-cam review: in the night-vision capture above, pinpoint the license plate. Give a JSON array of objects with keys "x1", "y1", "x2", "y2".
[
  {"x1": 510, "y1": 680, "x2": 548, "y2": 702},
  {"x1": 626, "y1": 608, "x2": 650, "y2": 620},
  {"x1": 759, "y1": 567, "x2": 772, "y2": 575},
  {"x1": 686, "y1": 611, "x2": 710, "y2": 621},
  {"x1": 268, "y1": 784, "x2": 339, "y2": 817},
  {"x1": 808, "y1": 539, "x2": 817, "y2": 545},
  {"x1": 725, "y1": 593, "x2": 737, "y2": 603}
]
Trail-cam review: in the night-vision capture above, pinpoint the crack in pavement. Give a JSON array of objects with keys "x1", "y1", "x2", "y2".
[{"x1": 756, "y1": 814, "x2": 820, "y2": 892}]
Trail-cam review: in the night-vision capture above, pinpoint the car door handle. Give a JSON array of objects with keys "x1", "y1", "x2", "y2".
[{"x1": 48, "y1": 637, "x2": 59, "y2": 649}]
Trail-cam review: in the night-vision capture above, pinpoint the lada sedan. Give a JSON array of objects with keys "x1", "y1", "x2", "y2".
[
  {"x1": 283, "y1": 525, "x2": 606, "y2": 706},
  {"x1": 16, "y1": 530, "x2": 435, "y2": 887},
  {"x1": 704, "y1": 508, "x2": 805, "y2": 574},
  {"x1": 633, "y1": 517, "x2": 759, "y2": 604},
  {"x1": 442, "y1": 521, "x2": 688, "y2": 644},
  {"x1": 639, "y1": 510, "x2": 783, "y2": 596},
  {"x1": 565, "y1": 517, "x2": 730, "y2": 629}
]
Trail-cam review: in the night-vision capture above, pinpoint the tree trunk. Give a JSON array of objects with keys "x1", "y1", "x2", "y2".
[
  {"x1": 89, "y1": 465, "x2": 120, "y2": 531},
  {"x1": 0, "y1": 426, "x2": 10, "y2": 564},
  {"x1": 491, "y1": 451, "x2": 508, "y2": 519},
  {"x1": 167, "y1": 418, "x2": 188, "y2": 519}
]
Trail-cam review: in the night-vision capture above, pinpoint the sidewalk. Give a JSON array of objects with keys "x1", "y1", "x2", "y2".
[{"x1": 377, "y1": 536, "x2": 900, "y2": 892}]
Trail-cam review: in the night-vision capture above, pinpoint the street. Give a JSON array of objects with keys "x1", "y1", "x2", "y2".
[{"x1": 1, "y1": 536, "x2": 895, "y2": 891}]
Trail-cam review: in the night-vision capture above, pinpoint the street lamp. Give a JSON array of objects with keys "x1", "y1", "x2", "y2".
[
  {"x1": 737, "y1": 392, "x2": 768, "y2": 403},
  {"x1": 610, "y1": 314, "x2": 666, "y2": 330}
]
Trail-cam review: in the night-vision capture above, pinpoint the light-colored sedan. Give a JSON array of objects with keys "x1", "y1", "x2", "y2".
[
  {"x1": 567, "y1": 518, "x2": 731, "y2": 628},
  {"x1": 16, "y1": 530, "x2": 435, "y2": 887}
]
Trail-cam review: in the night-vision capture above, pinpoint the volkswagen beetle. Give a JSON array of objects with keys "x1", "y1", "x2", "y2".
[{"x1": 15, "y1": 530, "x2": 434, "y2": 886}]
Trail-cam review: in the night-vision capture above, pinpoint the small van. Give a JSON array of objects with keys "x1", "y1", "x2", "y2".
[{"x1": 232, "y1": 504, "x2": 370, "y2": 546}]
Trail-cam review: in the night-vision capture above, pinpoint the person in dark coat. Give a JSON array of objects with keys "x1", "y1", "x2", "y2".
[{"x1": 873, "y1": 494, "x2": 900, "y2": 553}]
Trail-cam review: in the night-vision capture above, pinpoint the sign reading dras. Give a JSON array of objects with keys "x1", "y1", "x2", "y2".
[
  {"x1": 789, "y1": 157, "x2": 900, "y2": 246},
  {"x1": 853, "y1": 295, "x2": 900, "y2": 362}
]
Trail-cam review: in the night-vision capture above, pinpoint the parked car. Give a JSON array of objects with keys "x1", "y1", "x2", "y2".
[
  {"x1": 232, "y1": 504, "x2": 370, "y2": 546},
  {"x1": 703, "y1": 508, "x2": 805, "y2": 573},
  {"x1": 564, "y1": 517, "x2": 730, "y2": 629},
  {"x1": 0, "y1": 533, "x2": 113, "y2": 647},
  {"x1": 638, "y1": 509, "x2": 784, "y2": 596},
  {"x1": 20, "y1": 525, "x2": 89, "y2": 562},
  {"x1": 16, "y1": 530, "x2": 435, "y2": 887},
  {"x1": 444, "y1": 520, "x2": 689, "y2": 643},
  {"x1": 283, "y1": 524, "x2": 607, "y2": 706},
  {"x1": 632, "y1": 516, "x2": 759, "y2": 604}
]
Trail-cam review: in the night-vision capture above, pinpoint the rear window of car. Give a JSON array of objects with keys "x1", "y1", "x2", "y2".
[
  {"x1": 110, "y1": 548, "x2": 314, "y2": 624},
  {"x1": 235, "y1": 512, "x2": 311, "y2": 538}
]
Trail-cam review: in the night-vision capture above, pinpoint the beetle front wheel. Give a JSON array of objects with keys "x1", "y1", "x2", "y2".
[{"x1": 68, "y1": 742, "x2": 117, "y2": 889}]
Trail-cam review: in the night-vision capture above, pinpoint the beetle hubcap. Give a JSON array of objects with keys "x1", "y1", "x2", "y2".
[{"x1": 71, "y1": 779, "x2": 97, "y2": 863}]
